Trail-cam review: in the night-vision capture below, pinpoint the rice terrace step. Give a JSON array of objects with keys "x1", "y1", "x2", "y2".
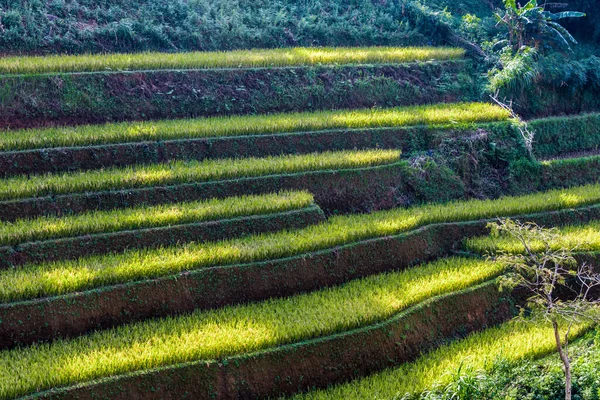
[
  {"x1": 0, "y1": 102, "x2": 508, "y2": 176},
  {"x1": 0, "y1": 150, "x2": 406, "y2": 220},
  {"x1": 0, "y1": 47, "x2": 480, "y2": 129},
  {"x1": 0, "y1": 191, "x2": 325, "y2": 267}
]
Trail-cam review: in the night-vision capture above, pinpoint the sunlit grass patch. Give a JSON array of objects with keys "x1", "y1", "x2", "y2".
[
  {"x1": 0, "y1": 149, "x2": 400, "y2": 201},
  {"x1": 466, "y1": 220, "x2": 600, "y2": 255},
  {"x1": 4, "y1": 184, "x2": 600, "y2": 302},
  {"x1": 0, "y1": 46, "x2": 465, "y2": 75},
  {"x1": 0, "y1": 257, "x2": 499, "y2": 400},
  {"x1": 0, "y1": 102, "x2": 509, "y2": 151},
  {"x1": 294, "y1": 320, "x2": 592, "y2": 399},
  {"x1": 0, "y1": 191, "x2": 314, "y2": 246}
]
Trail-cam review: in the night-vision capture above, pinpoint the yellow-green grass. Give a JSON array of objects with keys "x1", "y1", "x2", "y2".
[
  {"x1": 0, "y1": 102, "x2": 509, "y2": 151},
  {"x1": 3, "y1": 184, "x2": 600, "y2": 302},
  {"x1": 294, "y1": 320, "x2": 593, "y2": 399},
  {"x1": 0, "y1": 46, "x2": 465, "y2": 76},
  {"x1": 0, "y1": 149, "x2": 400, "y2": 201},
  {"x1": 466, "y1": 220, "x2": 600, "y2": 255},
  {"x1": 0, "y1": 257, "x2": 500, "y2": 400},
  {"x1": 0, "y1": 191, "x2": 314, "y2": 246}
]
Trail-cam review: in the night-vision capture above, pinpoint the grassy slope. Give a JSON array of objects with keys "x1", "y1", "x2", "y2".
[
  {"x1": 0, "y1": 149, "x2": 400, "y2": 201},
  {"x1": 0, "y1": 47, "x2": 464, "y2": 75},
  {"x1": 0, "y1": 103, "x2": 508, "y2": 151},
  {"x1": 0, "y1": 257, "x2": 500, "y2": 399},
  {"x1": 3, "y1": 183, "x2": 600, "y2": 302},
  {"x1": 0, "y1": 191, "x2": 314, "y2": 246}
]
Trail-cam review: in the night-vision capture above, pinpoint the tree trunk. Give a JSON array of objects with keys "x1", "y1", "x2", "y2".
[{"x1": 553, "y1": 319, "x2": 572, "y2": 400}]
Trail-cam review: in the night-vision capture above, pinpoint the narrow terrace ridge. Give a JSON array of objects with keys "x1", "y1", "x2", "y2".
[
  {"x1": 0, "y1": 102, "x2": 508, "y2": 152},
  {"x1": 0, "y1": 46, "x2": 465, "y2": 75}
]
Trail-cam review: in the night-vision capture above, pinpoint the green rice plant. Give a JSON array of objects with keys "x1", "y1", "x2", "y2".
[
  {"x1": 3, "y1": 183, "x2": 600, "y2": 302},
  {"x1": 294, "y1": 320, "x2": 593, "y2": 399},
  {"x1": 465, "y1": 220, "x2": 600, "y2": 255},
  {"x1": 0, "y1": 149, "x2": 400, "y2": 201},
  {"x1": 0, "y1": 191, "x2": 314, "y2": 246},
  {"x1": 0, "y1": 102, "x2": 509, "y2": 151},
  {"x1": 0, "y1": 47, "x2": 465, "y2": 75},
  {"x1": 0, "y1": 257, "x2": 500, "y2": 400}
]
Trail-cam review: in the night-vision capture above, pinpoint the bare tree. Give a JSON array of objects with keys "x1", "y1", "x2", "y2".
[
  {"x1": 490, "y1": 92, "x2": 535, "y2": 156},
  {"x1": 487, "y1": 218, "x2": 600, "y2": 400}
]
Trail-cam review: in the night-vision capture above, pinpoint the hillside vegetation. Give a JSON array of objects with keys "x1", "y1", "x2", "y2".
[{"x1": 0, "y1": 0, "x2": 452, "y2": 54}]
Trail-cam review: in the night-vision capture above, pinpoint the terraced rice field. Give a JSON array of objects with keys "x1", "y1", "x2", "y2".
[
  {"x1": 1, "y1": 45, "x2": 599, "y2": 400},
  {"x1": 0, "y1": 257, "x2": 501, "y2": 399},
  {"x1": 0, "y1": 102, "x2": 507, "y2": 151},
  {"x1": 2, "y1": 183, "x2": 600, "y2": 302}
]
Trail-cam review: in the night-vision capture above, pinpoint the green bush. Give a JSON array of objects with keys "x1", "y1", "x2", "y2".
[
  {"x1": 408, "y1": 157, "x2": 466, "y2": 202},
  {"x1": 491, "y1": 51, "x2": 600, "y2": 117}
]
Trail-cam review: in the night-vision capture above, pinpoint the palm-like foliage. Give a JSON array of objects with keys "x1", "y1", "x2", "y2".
[{"x1": 495, "y1": 0, "x2": 585, "y2": 51}]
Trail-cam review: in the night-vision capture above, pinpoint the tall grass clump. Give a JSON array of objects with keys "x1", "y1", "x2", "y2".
[
  {"x1": 466, "y1": 220, "x2": 600, "y2": 255},
  {"x1": 0, "y1": 191, "x2": 314, "y2": 246},
  {"x1": 294, "y1": 320, "x2": 593, "y2": 399},
  {"x1": 0, "y1": 47, "x2": 465, "y2": 75},
  {"x1": 0, "y1": 102, "x2": 509, "y2": 151},
  {"x1": 0, "y1": 257, "x2": 500, "y2": 400},
  {"x1": 4, "y1": 183, "x2": 600, "y2": 302},
  {"x1": 0, "y1": 149, "x2": 400, "y2": 201}
]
